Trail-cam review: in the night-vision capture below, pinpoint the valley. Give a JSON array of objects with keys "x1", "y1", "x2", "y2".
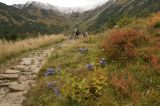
[{"x1": 0, "y1": 0, "x2": 160, "y2": 106}]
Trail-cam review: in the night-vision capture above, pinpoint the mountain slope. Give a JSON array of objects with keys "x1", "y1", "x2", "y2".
[
  {"x1": 78, "y1": 0, "x2": 160, "y2": 33},
  {"x1": 0, "y1": 0, "x2": 160, "y2": 39},
  {"x1": 0, "y1": 2, "x2": 69, "y2": 40}
]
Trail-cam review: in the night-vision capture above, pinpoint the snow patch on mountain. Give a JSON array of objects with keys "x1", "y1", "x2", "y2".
[{"x1": 12, "y1": 1, "x2": 108, "y2": 14}]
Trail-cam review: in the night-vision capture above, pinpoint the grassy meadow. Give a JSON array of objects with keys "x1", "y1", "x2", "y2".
[
  {"x1": 0, "y1": 35, "x2": 65, "y2": 62},
  {"x1": 25, "y1": 12, "x2": 160, "y2": 106}
]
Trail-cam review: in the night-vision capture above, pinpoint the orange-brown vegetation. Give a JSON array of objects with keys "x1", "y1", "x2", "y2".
[
  {"x1": 102, "y1": 28, "x2": 149, "y2": 62},
  {"x1": 110, "y1": 73, "x2": 135, "y2": 97}
]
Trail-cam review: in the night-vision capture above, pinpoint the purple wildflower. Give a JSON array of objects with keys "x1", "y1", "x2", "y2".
[
  {"x1": 86, "y1": 64, "x2": 94, "y2": 71},
  {"x1": 47, "y1": 83, "x2": 53, "y2": 89},
  {"x1": 53, "y1": 87, "x2": 61, "y2": 97},
  {"x1": 44, "y1": 68, "x2": 55, "y2": 77},
  {"x1": 100, "y1": 58, "x2": 106, "y2": 66},
  {"x1": 79, "y1": 48, "x2": 88, "y2": 54}
]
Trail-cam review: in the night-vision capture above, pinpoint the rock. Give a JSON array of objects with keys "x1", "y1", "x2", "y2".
[
  {"x1": 1, "y1": 92, "x2": 26, "y2": 104},
  {"x1": 0, "y1": 74, "x2": 19, "y2": 80},
  {"x1": 21, "y1": 72, "x2": 33, "y2": 76},
  {"x1": 32, "y1": 67, "x2": 40, "y2": 74},
  {"x1": 30, "y1": 74, "x2": 37, "y2": 80},
  {"x1": 21, "y1": 58, "x2": 32, "y2": 66},
  {"x1": 0, "y1": 45, "x2": 54, "y2": 106},
  {"x1": 19, "y1": 75, "x2": 28, "y2": 81},
  {"x1": 0, "y1": 89, "x2": 7, "y2": 95},
  {"x1": 0, "y1": 82, "x2": 18, "y2": 87},
  {"x1": 30, "y1": 84, "x2": 36, "y2": 87},
  {"x1": 0, "y1": 94, "x2": 5, "y2": 101},
  {"x1": 0, "y1": 80, "x2": 6, "y2": 84},
  {"x1": 0, "y1": 103, "x2": 21, "y2": 106},
  {"x1": 5, "y1": 70, "x2": 20, "y2": 74},
  {"x1": 9, "y1": 81, "x2": 30, "y2": 91},
  {"x1": 0, "y1": 87, "x2": 8, "y2": 95},
  {"x1": 14, "y1": 65, "x2": 29, "y2": 71},
  {"x1": 27, "y1": 80, "x2": 36, "y2": 85}
]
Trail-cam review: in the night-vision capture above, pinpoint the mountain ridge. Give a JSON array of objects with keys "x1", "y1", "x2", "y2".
[
  {"x1": 12, "y1": 1, "x2": 108, "y2": 14},
  {"x1": 0, "y1": 0, "x2": 160, "y2": 40},
  {"x1": 0, "y1": 2, "x2": 69, "y2": 40}
]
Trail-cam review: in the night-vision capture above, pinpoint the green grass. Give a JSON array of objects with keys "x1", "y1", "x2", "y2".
[{"x1": 25, "y1": 13, "x2": 160, "y2": 106}]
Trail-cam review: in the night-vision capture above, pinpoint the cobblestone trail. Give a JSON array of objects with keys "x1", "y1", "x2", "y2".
[{"x1": 0, "y1": 47, "x2": 55, "y2": 106}]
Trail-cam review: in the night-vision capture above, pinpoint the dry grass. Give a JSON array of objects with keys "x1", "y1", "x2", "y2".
[
  {"x1": 0, "y1": 34, "x2": 65, "y2": 62},
  {"x1": 101, "y1": 28, "x2": 150, "y2": 62},
  {"x1": 136, "y1": 12, "x2": 160, "y2": 28},
  {"x1": 110, "y1": 73, "x2": 135, "y2": 96}
]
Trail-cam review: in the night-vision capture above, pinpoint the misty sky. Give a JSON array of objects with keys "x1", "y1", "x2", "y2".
[{"x1": 0, "y1": 0, "x2": 108, "y2": 7}]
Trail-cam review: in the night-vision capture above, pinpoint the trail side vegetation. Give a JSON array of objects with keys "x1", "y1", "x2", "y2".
[
  {"x1": 0, "y1": 35, "x2": 65, "y2": 62},
  {"x1": 25, "y1": 12, "x2": 160, "y2": 106}
]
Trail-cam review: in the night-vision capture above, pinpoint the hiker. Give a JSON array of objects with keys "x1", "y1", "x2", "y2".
[
  {"x1": 74, "y1": 28, "x2": 80, "y2": 39},
  {"x1": 82, "y1": 32, "x2": 88, "y2": 38}
]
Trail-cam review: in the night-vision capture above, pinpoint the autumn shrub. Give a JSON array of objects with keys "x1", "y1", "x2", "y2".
[
  {"x1": 110, "y1": 73, "x2": 135, "y2": 98},
  {"x1": 102, "y1": 28, "x2": 150, "y2": 62},
  {"x1": 153, "y1": 29, "x2": 160, "y2": 37},
  {"x1": 156, "y1": 43, "x2": 160, "y2": 49},
  {"x1": 153, "y1": 21, "x2": 160, "y2": 29},
  {"x1": 151, "y1": 55, "x2": 158, "y2": 66},
  {"x1": 150, "y1": 55, "x2": 160, "y2": 73},
  {"x1": 150, "y1": 21, "x2": 160, "y2": 36},
  {"x1": 142, "y1": 54, "x2": 160, "y2": 73}
]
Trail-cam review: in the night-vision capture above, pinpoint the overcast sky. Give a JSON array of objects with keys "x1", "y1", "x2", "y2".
[{"x1": 0, "y1": 0, "x2": 108, "y2": 7}]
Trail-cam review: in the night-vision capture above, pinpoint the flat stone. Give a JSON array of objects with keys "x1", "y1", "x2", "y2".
[
  {"x1": 21, "y1": 72, "x2": 33, "y2": 76},
  {"x1": 5, "y1": 70, "x2": 20, "y2": 74},
  {"x1": 0, "y1": 103, "x2": 21, "y2": 106},
  {"x1": 21, "y1": 58, "x2": 32, "y2": 66},
  {"x1": 32, "y1": 67, "x2": 40, "y2": 74},
  {"x1": 0, "y1": 94, "x2": 5, "y2": 101},
  {"x1": 9, "y1": 81, "x2": 30, "y2": 91},
  {"x1": 2, "y1": 92, "x2": 26, "y2": 104},
  {"x1": 0, "y1": 46, "x2": 55, "y2": 106},
  {"x1": 0, "y1": 82, "x2": 19, "y2": 87},
  {"x1": 14, "y1": 65, "x2": 29, "y2": 71},
  {"x1": 29, "y1": 74, "x2": 37, "y2": 80},
  {"x1": 19, "y1": 76, "x2": 28, "y2": 81},
  {"x1": 0, "y1": 80, "x2": 6, "y2": 84},
  {"x1": 27, "y1": 80, "x2": 36, "y2": 85},
  {"x1": 0, "y1": 74, "x2": 19, "y2": 80},
  {"x1": 0, "y1": 87, "x2": 10, "y2": 93},
  {"x1": 30, "y1": 84, "x2": 36, "y2": 87}
]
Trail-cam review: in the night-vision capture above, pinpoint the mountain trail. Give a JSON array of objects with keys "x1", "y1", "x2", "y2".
[{"x1": 0, "y1": 41, "x2": 66, "y2": 106}]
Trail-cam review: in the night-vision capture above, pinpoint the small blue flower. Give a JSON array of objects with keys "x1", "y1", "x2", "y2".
[
  {"x1": 86, "y1": 64, "x2": 94, "y2": 71},
  {"x1": 47, "y1": 83, "x2": 53, "y2": 89},
  {"x1": 53, "y1": 87, "x2": 61, "y2": 97},
  {"x1": 44, "y1": 68, "x2": 55, "y2": 77},
  {"x1": 79, "y1": 48, "x2": 88, "y2": 54},
  {"x1": 100, "y1": 58, "x2": 106, "y2": 66},
  {"x1": 79, "y1": 48, "x2": 83, "y2": 51}
]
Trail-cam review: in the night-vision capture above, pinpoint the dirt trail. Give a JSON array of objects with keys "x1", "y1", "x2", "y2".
[{"x1": 0, "y1": 45, "x2": 56, "y2": 106}]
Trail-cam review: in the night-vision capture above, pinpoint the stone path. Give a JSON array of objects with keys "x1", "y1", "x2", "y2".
[{"x1": 0, "y1": 47, "x2": 55, "y2": 106}]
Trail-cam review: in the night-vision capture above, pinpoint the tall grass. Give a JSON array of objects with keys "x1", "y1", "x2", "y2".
[
  {"x1": 0, "y1": 35, "x2": 65, "y2": 62},
  {"x1": 25, "y1": 12, "x2": 160, "y2": 106}
]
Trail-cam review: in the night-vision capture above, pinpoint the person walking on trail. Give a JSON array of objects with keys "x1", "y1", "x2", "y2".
[
  {"x1": 82, "y1": 32, "x2": 88, "y2": 38},
  {"x1": 74, "y1": 28, "x2": 80, "y2": 39}
]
